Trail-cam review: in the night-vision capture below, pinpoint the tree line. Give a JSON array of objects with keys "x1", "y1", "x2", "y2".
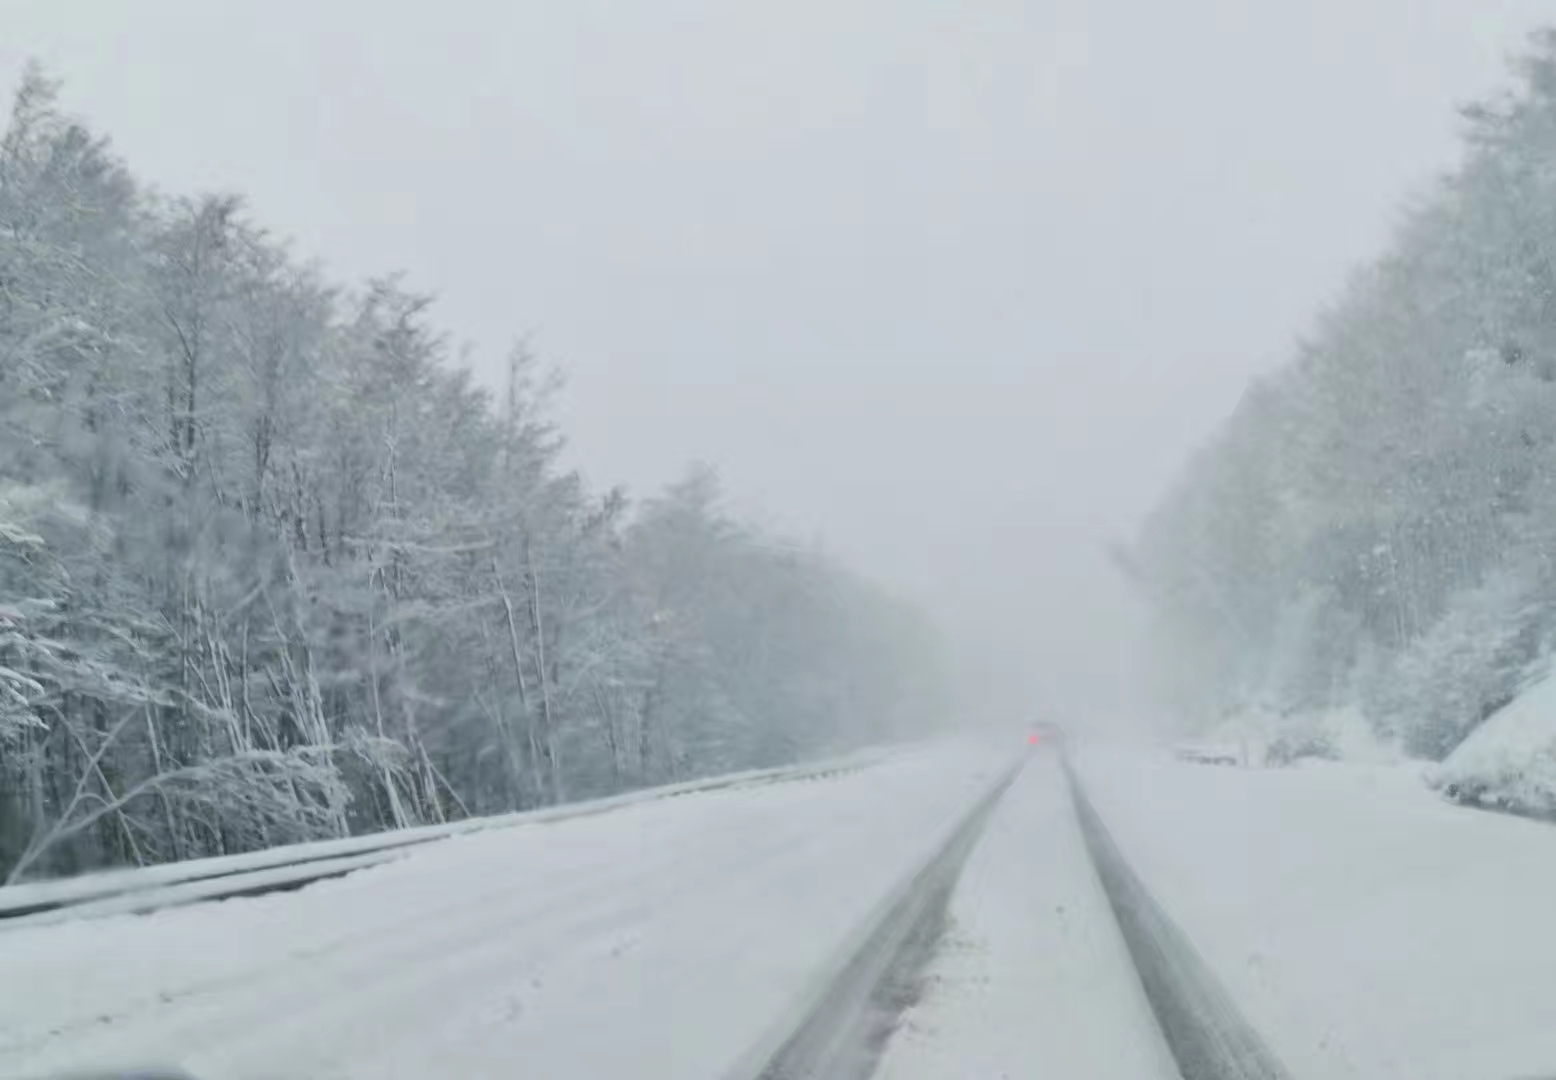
[
  {"x1": 0, "y1": 67, "x2": 950, "y2": 882},
  {"x1": 1125, "y1": 29, "x2": 1556, "y2": 759}
]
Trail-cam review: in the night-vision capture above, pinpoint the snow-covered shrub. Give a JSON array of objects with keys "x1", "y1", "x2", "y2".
[
  {"x1": 1382, "y1": 569, "x2": 1544, "y2": 759},
  {"x1": 1264, "y1": 724, "x2": 1340, "y2": 767},
  {"x1": 1433, "y1": 671, "x2": 1556, "y2": 816}
]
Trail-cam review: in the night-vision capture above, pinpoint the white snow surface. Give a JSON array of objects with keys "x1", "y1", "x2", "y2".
[
  {"x1": 1436, "y1": 668, "x2": 1556, "y2": 812},
  {"x1": 874, "y1": 751, "x2": 1177, "y2": 1080},
  {"x1": 0, "y1": 747, "x2": 898, "y2": 927},
  {"x1": 1197, "y1": 705, "x2": 1403, "y2": 767},
  {"x1": 0, "y1": 739, "x2": 1011, "y2": 1080},
  {"x1": 1074, "y1": 745, "x2": 1556, "y2": 1080}
]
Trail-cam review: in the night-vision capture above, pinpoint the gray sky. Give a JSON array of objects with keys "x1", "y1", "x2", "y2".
[{"x1": 4, "y1": 0, "x2": 1550, "y2": 722}]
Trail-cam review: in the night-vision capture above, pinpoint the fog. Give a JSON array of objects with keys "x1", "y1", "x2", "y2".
[{"x1": 5, "y1": 0, "x2": 1548, "y2": 728}]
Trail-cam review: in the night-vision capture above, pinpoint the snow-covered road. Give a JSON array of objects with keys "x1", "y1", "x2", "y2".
[
  {"x1": 19, "y1": 737, "x2": 1538, "y2": 1080},
  {"x1": 0, "y1": 741, "x2": 1010, "y2": 1080},
  {"x1": 1075, "y1": 749, "x2": 1556, "y2": 1080},
  {"x1": 875, "y1": 754, "x2": 1178, "y2": 1080}
]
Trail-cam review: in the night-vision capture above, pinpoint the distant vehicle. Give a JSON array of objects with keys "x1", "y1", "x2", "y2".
[{"x1": 1028, "y1": 720, "x2": 1066, "y2": 747}]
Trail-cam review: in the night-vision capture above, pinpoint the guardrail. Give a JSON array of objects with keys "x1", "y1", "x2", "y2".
[{"x1": 0, "y1": 747, "x2": 895, "y2": 931}]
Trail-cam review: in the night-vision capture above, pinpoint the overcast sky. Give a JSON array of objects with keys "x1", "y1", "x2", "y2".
[{"x1": 4, "y1": 0, "x2": 1550, "y2": 721}]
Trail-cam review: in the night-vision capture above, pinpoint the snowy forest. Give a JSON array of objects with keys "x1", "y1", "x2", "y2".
[
  {"x1": 0, "y1": 67, "x2": 951, "y2": 883},
  {"x1": 1127, "y1": 29, "x2": 1556, "y2": 760}
]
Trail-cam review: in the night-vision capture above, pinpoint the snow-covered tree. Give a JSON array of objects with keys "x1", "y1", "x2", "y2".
[
  {"x1": 1127, "y1": 27, "x2": 1556, "y2": 760},
  {"x1": 0, "y1": 69, "x2": 953, "y2": 882}
]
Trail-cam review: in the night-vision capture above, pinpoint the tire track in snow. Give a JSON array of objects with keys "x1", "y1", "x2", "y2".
[
  {"x1": 1064, "y1": 759, "x2": 1292, "y2": 1080},
  {"x1": 730, "y1": 757, "x2": 1026, "y2": 1080}
]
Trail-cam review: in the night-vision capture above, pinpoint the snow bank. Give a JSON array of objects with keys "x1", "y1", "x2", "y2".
[
  {"x1": 1190, "y1": 706, "x2": 1402, "y2": 769},
  {"x1": 1434, "y1": 669, "x2": 1556, "y2": 815},
  {"x1": 0, "y1": 744, "x2": 897, "y2": 923},
  {"x1": 1073, "y1": 749, "x2": 1556, "y2": 1080}
]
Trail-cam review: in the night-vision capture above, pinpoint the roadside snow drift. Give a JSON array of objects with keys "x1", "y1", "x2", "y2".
[
  {"x1": 1435, "y1": 669, "x2": 1556, "y2": 815},
  {"x1": 1074, "y1": 748, "x2": 1556, "y2": 1080}
]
